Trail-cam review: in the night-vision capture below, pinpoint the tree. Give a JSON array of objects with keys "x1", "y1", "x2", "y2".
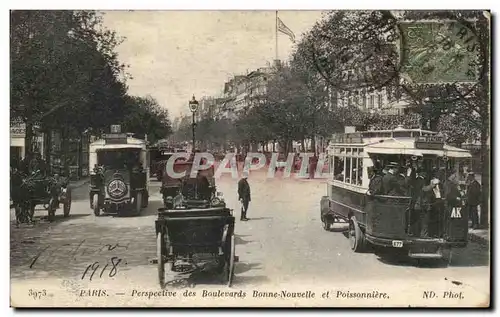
[
  {"x1": 11, "y1": 10, "x2": 129, "y2": 157},
  {"x1": 400, "y1": 10, "x2": 490, "y2": 227},
  {"x1": 121, "y1": 96, "x2": 172, "y2": 144},
  {"x1": 303, "y1": 10, "x2": 401, "y2": 94}
]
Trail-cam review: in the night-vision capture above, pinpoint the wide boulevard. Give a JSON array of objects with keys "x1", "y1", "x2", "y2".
[{"x1": 10, "y1": 171, "x2": 489, "y2": 307}]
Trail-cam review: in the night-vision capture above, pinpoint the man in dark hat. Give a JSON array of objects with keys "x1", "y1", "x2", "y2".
[
  {"x1": 421, "y1": 176, "x2": 445, "y2": 237},
  {"x1": 195, "y1": 170, "x2": 211, "y2": 201},
  {"x1": 381, "y1": 162, "x2": 399, "y2": 196},
  {"x1": 465, "y1": 172, "x2": 481, "y2": 229},
  {"x1": 395, "y1": 164, "x2": 410, "y2": 196},
  {"x1": 237, "y1": 171, "x2": 251, "y2": 221},
  {"x1": 409, "y1": 170, "x2": 427, "y2": 236},
  {"x1": 367, "y1": 162, "x2": 383, "y2": 196}
]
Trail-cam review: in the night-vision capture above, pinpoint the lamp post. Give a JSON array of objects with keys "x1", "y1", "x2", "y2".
[{"x1": 188, "y1": 95, "x2": 199, "y2": 152}]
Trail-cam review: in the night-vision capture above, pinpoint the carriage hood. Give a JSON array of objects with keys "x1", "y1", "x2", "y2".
[{"x1": 161, "y1": 160, "x2": 215, "y2": 187}]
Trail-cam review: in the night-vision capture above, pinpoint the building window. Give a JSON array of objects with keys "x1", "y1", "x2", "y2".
[
  {"x1": 369, "y1": 95, "x2": 374, "y2": 108},
  {"x1": 378, "y1": 94, "x2": 382, "y2": 108},
  {"x1": 362, "y1": 90, "x2": 367, "y2": 109},
  {"x1": 345, "y1": 157, "x2": 351, "y2": 183}
]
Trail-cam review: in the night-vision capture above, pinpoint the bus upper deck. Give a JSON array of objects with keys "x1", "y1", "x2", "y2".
[
  {"x1": 322, "y1": 127, "x2": 473, "y2": 257},
  {"x1": 327, "y1": 127, "x2": 472, "y2": 191}
]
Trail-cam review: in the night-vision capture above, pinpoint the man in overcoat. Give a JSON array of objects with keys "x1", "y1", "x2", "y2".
[
  {"x1": 381, "y1": 162, "x2": 399, "y2": 195},
  {"x1": 466, "y1": 172, "x2": 481, "y2": 229},
  {"x1": 237, "y1": 172, "x2": 251, "y2": 221},
  {"x1": 367, "y1": 163, "x2": 383, "y2": 196}
]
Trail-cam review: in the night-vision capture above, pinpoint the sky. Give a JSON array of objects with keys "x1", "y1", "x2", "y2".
[{"x1": 102, "y1": 11, "x2": 326, "y2": 119}]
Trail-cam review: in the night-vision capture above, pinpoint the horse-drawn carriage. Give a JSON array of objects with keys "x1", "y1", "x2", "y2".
[
  {"x1": 155, "y1": 156, "x2": 237, "y2": 287},
  {"x1": 11, "y1": 169, "x2": 72, "y2": 223}
]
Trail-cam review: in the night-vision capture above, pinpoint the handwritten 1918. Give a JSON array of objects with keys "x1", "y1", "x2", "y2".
[{"x1": 81, "y1": 256, "x2": 126, "y2": 281}]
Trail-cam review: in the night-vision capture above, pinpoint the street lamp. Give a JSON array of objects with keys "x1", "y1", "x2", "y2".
[{"x1": 188, "y1": 95, "x2": 199, "y2": 152}]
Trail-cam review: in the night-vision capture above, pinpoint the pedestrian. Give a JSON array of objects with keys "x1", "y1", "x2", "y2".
[
  {"x1": 237, "y1": 171, "x2": 251, "y2": 221},
  {"x1": 465, "y1": 172, "x2": 481, "y2": 229},
  {"x1": 309, "y1": 154, "x2": 318, "y2": 179}
]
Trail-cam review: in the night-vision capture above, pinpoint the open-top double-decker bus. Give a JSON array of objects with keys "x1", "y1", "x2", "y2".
[{"x1": 320, "y1": 126, "x2": 472, "y2": 261}]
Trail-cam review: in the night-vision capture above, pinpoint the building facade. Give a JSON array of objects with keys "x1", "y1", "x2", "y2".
[
  {"x1": 10, "y1": 121, "x2": 44, "y2": 167},
  {"x1": 219, "y1": 63, "x2": 277, "y2": 120}
]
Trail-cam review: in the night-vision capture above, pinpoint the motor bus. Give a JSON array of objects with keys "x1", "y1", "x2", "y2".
[{"x1": 320, "y1": 126, "x2": 472, "y2": 261}]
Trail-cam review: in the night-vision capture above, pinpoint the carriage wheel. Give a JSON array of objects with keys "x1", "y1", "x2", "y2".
[
  {"x1": 15, "y1": 204, "x2": 30, "y2": 224},
  {"x1": 157, "y1": 231, "x2": 165, "y2": 288},
  {"x1": 63, "y1": 190, "x2": 72, "y2": 217},
  {"x1": 48, "y1": 198, "x2": 56, "y2": 221},
  {"x1": 143, "y1": 191, "x2": 149, "y2": 208},
  {"x1": 349, "y1": 216, "x2": 365, "y2": 253},
  {"x1": 321, "y1": 216, "x2": 332, "y2": 231},
  {"x1": 228, "y1": 234, "x2": 235, "y2": 287},
  {"x1": 93, "y1": 195, "x2": 100, "y2": 216},
  {"x1": 221, "y1": 235, "x2": 236, "y2": 287},
  {"x1": 135, "y1": 192, "x2": 142, "y2": 216},
  {"x1": 29, "y1": 203, "x2": 35, "y2": 221}
]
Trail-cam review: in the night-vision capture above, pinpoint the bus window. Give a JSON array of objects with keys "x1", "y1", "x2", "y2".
[
  {"x1": 333, "y1": 156, "x2": 344, "y2": 181},
  {"x1": 352, "y1": 157, "x2": 357, "y2": 185},
  {"x1": 345, "y1": 157, "x2": 351, "y2": 183},
  {"x1": 357, "y1": 159, "x2": 363, "y2": 185}
]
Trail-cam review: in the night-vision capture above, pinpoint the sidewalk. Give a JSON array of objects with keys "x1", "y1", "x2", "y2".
[{"x1": 468, "y1": 228, "x2": 489, "y2": 245}]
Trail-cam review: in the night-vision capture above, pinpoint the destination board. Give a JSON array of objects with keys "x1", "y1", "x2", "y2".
[
  {"x1": 332, "y1": 133, "x2": 363, "y2": 144},
  {"x1": 104, "y1": 133, "x2": 128, "y2": 144},
  {"x1": 415, "y1": 135, "x2": 445, "y2": 150}
]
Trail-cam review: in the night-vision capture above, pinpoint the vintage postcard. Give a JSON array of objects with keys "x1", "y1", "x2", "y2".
[{"x1": 10, "y1": 9, "x2": 490, "y2": 308}]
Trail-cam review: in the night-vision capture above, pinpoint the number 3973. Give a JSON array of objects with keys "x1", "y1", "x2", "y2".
[{"x1": 28, "y1": 289, "x2": 47, "y2": 300}]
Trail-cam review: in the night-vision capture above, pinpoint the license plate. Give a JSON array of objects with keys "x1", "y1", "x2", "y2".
[{"x1": 392, "y1": 240, "x2": 403, "y2": 248}]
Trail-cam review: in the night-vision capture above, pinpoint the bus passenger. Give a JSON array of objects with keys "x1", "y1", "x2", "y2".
[
  {"x1": 409, "y1": 171, "x2": 427, "y2": 236},
  {"x1": 444, "y1": 173, "x2": 464, "y2": 224},
  {"x1": 381, "y1": 162, "x2": 399, "y2": 195},
  {"x1": 367, "y1": 165, "x2": 383, "y2": 196},
  {"x1": 421, "y1": 178, "x2": 444, "y2": 237},
  {"x1": 395, "y1": 165, "x2": 410, "y2": 196}
]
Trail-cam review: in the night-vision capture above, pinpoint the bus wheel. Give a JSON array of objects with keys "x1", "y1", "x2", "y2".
[
  {"x1": 349, "y1": 216, "x2": 365, "y2": 252},
  {"x1": 321, "y1": 216, "x2": 332, "y2": 231}
]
